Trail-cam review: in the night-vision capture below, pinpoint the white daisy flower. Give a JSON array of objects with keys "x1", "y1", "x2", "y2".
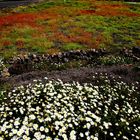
[{"x1": 29, "y1": 114, "x2": 36, "y2": 120}]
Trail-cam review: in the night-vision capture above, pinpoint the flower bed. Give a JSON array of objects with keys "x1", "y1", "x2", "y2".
[{"x1": 0, "y1": 75, "x2": 139, "y2": 140}]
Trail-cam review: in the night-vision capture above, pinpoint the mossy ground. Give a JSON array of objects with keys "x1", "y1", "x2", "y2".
[{"x1": 0, "y1": 0, "x2": 140, "y2": 58}]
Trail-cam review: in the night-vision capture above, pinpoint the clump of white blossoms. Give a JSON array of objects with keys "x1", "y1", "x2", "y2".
[
  {"x1": 0, "y1": 58, "x2": 5, "y2": 74},
  {"x1": 0, "y1": 75, "x2": 140, "y2": 140}
]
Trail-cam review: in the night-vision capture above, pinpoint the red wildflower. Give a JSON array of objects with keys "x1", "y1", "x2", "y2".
[{"x1": 3, "y1": 40, "x2": 12, "y2": 46}]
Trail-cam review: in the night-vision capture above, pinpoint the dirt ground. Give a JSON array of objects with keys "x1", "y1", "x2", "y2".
[{"x1": 1, "y1": 64, "x2": 139, "y2": 89}]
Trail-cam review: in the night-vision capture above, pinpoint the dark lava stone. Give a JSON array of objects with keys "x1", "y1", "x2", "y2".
[{"x1": 132, "y1": 46, "x2": 140, "y2": 55}]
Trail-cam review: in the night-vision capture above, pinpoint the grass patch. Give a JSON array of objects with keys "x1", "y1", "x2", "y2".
[
  {"x1": 30, "y1": 38, "x2": 54, "y2": 53},
  {"x1": 11, "y1": 0, "x2": 90, "y2": 13},
  {"x1": 62, "y1": 43, "x2": 85, "y2": 51},
  {"x1": 12, "y1": 0, "x2": 66, "y2": 13},
  {"x1": 74, "y1": 15, "x2": 140, "y2": 50}
]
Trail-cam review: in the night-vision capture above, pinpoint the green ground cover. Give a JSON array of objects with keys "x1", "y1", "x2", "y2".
[{"x1": 0, "y1": 0, "x2": 140, "y2": 58}]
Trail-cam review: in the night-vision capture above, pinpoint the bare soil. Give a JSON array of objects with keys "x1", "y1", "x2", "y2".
[{"x1": 1, "y1": 64, "x2": 140, "y2": 89}]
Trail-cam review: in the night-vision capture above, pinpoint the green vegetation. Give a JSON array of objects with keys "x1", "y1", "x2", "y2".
[
  {"x1": 98, "y1": 55, "x2": 133, "y2": 65},
  {"x1": 62, "y1": 43, "x2": 85, "y2": 51},
  {"x1": 0, "y1": 0, "x2": 140, "y2": 58},
  {"x1": 74, "y1": 15, "x2": 140, "y2": 51}
]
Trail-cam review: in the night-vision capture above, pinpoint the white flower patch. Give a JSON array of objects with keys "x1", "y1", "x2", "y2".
[
  {"x1": 29, "y1": 114, "x2": 36, "y2": 120},
  {"x1": 0, "y1": 76, "x2": 139, "y2": 139},
  {"x1": 70, "y1": 130, "x2": 76, "y2": 140}
]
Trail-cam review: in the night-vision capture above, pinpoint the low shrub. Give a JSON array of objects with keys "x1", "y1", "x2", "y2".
[
  {"x1": 98, "y1": 55, "x2": 133, "y2": 65},
  {"x1": 0, "y1": 58, "x2": 5, "y2": 75}
]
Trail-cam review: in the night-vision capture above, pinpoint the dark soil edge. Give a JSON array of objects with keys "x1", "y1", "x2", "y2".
[{"x1": 1, "y1": 65, "x2": 140, "y2": 88}]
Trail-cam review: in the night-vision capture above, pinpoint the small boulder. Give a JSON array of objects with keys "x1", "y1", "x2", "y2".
[
  {"x1": 1, "y1": 68, "x2": 10, "y2": 77},
  {"x1": 132, "y1": 46, "x2": 140, "y2": 56}
]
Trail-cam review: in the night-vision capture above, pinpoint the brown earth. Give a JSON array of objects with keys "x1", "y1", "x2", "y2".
[{"x1": 0, "y1": 64, "x2": 140, "y2": 89}]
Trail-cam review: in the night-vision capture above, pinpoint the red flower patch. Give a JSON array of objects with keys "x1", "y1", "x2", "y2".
[
  {"x1": 15, "y1": 40, "x2": 24, "y2": 47},
  {"x1": 0, "y1": 13, "x2": 38, "y2": 27},
  {"x1": 80, "y1": 10, "x2": 96, "y2": 14},
  {"x1": 80, "y1": 4, "x2": 140, "y2": 17},
  {"x1": 3, "y1": 40, "x2": 12, "y2": 46}
]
